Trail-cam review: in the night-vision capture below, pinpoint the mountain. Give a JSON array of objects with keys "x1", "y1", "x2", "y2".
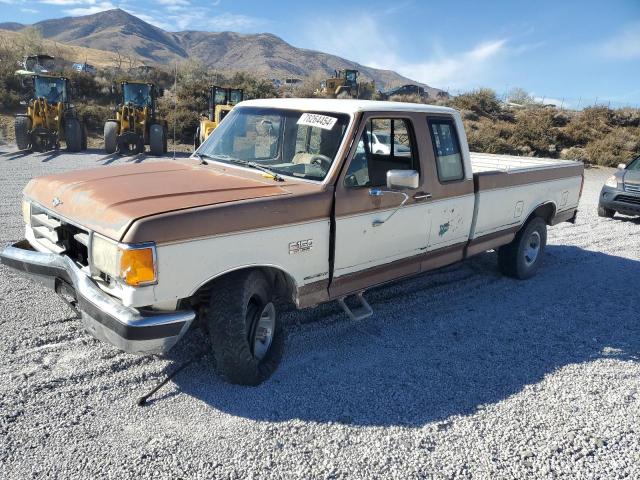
[
  {"x1": 14, "y1": 9, "x2": 440, "y2": 92},
  {"x1": 0, "y1": 22, "x2": 25, "y2": 31}
]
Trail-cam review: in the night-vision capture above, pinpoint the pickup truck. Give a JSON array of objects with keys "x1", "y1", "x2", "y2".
[{"x1": 1, "y1": 99, "x2": 584, "y2": 385}]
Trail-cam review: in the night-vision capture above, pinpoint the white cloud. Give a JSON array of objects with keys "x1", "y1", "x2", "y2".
[
  {"x1": 207, "y1": 12, "x2": 263, "y2": 31},
  {"x1": 21, "y1": 7, "x2": 39, "y2": 12},
  {"x1": 64, "y1": 1, "x2": 115, "y2": 15},
  {"x1": 598, "y1": 23, "x2": 640, "y2": 60},
  {"x1": 304, "y1": 15, "x2": 510, "y2": 90},
  {"x1": 40, "y1": 0, "x2": 92, "y2": 5}
]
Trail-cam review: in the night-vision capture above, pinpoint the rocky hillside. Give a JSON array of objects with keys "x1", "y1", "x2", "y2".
[{"x1": 5, "y1": 9, "x2": 441, "y2": 92}]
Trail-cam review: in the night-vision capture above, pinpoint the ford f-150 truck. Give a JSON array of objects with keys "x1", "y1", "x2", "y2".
[{"x1": 1, "y1": 99, "x2": 584, "y2": 385}]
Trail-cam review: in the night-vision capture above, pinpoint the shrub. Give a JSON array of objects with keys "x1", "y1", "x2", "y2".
[{"x1": 450, "y1": 88, "x2": 502, "y2": 118}]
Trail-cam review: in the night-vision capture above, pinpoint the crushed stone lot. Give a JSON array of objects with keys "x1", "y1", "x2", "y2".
[{"x1": 0, "y1": 147, "x2": 639, "y2": 479}]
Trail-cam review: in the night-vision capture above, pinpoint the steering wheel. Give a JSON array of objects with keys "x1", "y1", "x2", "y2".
[{"x1": 309, "y1": 154, "x2": 332, "y2": 170}]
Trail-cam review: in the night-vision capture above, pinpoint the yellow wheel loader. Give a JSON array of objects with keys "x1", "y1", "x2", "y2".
[
  {"x1": 318, "y1": 69, "x2": 375, "y2": 99},
  {"x1": 104, "y1": 81, "x2": 168, "y2": 156},
  {"x1": 194, "y1": 86, "x2": 244, "y2": 149},
  {"x1": 14, "y1": 75, "x2": 87, "y2": 153}
]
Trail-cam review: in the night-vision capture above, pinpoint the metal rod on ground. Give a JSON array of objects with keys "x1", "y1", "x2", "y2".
[{"x1": 137, "y1": 350, "x2": 207, "y2": 406}]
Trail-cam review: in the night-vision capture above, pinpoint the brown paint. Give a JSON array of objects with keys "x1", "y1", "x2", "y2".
[
  {"x1": 24, "y1": 160, "x2": 328, "y2": 242},
  {"x1": 465, "y1": 227, "x2": 519, "y2": 257},
  {"x1": 473, "y1": 164, "x2": 584, "y2": 191},
  {"x1": 328, "y1": 242, "x2": 466, "y2": 300},
  {"x1": 334, "y1": 111, "x2": 474, "y2": 218}
]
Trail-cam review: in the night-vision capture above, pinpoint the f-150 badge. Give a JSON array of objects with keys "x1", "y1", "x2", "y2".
[{"x1": 289, "y1": 239, "x2": 313, "y2": 255}]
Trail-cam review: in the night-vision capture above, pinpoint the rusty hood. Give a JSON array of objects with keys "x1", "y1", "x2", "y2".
[{"x1": 24, "y1": 160, "x2": 290, "y2": 241}]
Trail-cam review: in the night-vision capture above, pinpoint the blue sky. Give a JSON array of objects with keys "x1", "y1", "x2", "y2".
[{"x1": 2, "y1": 0, "x2": 639, "y2": 107}]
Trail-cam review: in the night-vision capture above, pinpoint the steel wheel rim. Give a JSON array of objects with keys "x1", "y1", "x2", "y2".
[
  {"x1": 249, "y1": 301, "x2": 275, "y2": 361},
  {"x1": 524, "y1": 231, "x2": 541, "y2": 266}
]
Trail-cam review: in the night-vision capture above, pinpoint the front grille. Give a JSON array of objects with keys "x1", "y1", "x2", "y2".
[
  {"x1": 624, "y1": 183, "x2": 640, "y2": 194},
  {"x1": 614, "y1": 194, "x2": 640, "y2": 206},
  {"x1": 30, "y1": 204, "x2": 90, "y2": 267}
]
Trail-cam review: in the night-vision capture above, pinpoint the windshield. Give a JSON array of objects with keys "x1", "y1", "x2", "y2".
[
  {"x1": 34, "y1": 77, "x2": 66, "y2": 103},
  {"x1": 229, "y1": 89, "x2": 243, "y2": 104},
  {"x1": 345, "y1": 71, "x2": 357, "y2": 82},
  {"x1": 123, "y1": 83, "x2": 152, "y2": 107},
  {"x1": 197, "y1": 107, "x2": 350, "y2": 181}
]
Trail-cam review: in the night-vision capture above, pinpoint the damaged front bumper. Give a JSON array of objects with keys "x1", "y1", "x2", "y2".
[{"x1": 0, "y1": 240, "x2": 195, "y2": 354}]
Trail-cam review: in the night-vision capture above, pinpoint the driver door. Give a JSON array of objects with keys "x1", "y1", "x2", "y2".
[{"x1": 330, "y1": 113, "x2": 432, "y2": 297}]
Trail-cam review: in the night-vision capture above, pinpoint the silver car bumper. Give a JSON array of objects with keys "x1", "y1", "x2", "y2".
[{"x1": 0, "y1": 240, "x2": 195, "y2": 354}]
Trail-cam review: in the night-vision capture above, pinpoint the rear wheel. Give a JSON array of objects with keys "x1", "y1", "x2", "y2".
[
  {"x1": 206, "y1": 270, "x2": 283, "y2": 386},
  {"x1": 149, "y1": 123, "x2": 164, "y2": 156},
  {"x1": 65, "y1": 118, "x2": 82, "y2": 152},
  {"x1": 104, "y1": 121, "x2": 118, "y2": 154},
  {"x1": 597, "y1": 205, "x2": 615, "y2": 218},
  {"x1": 498, "y1": 217, "x2": 547, "y2": 280},
  {"x1": 15, "y1": 115, "x2": 31, "y2": 151}
]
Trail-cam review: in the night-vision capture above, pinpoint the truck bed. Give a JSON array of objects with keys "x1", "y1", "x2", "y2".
[
  {"x1": 467, "y1": 152, "x2": 584, "y2": 242},
  {"x1": 470, "y1": 152, "x2": 579, "y2": 174}
]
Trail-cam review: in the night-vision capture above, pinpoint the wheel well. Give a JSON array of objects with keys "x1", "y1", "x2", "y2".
[
  {"x1": 188, "y1": 266, "x2": 298, "y2": 312},
  {"x1": 528, "y1": 202, "x2": 556, "y2": 225}
]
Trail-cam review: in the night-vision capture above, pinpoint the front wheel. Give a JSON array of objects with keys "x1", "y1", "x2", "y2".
[
  {"x1": 597, "y1": 205, "x2": 615, "y2": 218},
  {"x1": 15, "y1": 115, "x2": 32, "y2": 151},
  {"x1": 498, "y1": 217, "x2": 547, "y2": 280},
  {"x1": 206, "y1": 270, "x2": 283, "y2": 386}
]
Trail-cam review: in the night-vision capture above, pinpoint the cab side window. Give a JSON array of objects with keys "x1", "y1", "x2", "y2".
[
  {"x1": 428, "y1": 118, "x2": 464, "y2": 182},
  {"x1": 345, "y1": 118, "x2": 418, "y2": 187}
]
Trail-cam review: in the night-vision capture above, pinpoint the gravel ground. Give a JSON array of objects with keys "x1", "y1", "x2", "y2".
[{"x1": 0, "y1": 147, "x2": 639, "y2": 479}]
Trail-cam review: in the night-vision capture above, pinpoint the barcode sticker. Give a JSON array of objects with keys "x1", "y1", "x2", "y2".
[{"x1": 297, "y1": 113, "x2": 338, "y2": 130}]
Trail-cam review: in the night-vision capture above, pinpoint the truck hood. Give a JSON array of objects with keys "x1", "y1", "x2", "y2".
[{"x1": 24, "y1": 161, "x2": 289, "y2": 241}]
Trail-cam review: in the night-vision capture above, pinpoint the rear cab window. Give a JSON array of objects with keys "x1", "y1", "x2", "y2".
[{"x1": 428, "y1": 118, "x2": 465, "y2": 183}]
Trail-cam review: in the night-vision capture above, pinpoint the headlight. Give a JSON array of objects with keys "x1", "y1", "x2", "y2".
[
  {"x1": 22, "y1": 200, "x2": 31, "y2": 225},
  {"x1": 91, "y1": 235, "x2": 157, "y2": 286},
  {"x1": 604, "y1": 175, "x2": 618, "y2": 188}
]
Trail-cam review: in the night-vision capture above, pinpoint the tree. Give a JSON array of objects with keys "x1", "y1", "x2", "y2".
[{"x1": 507, "y1": 87, "x2": 534, "y2": 105}]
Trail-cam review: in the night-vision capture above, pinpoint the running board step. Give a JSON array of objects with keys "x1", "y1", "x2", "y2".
[{"x1": 338, "y1": 292, "x2": 373, "y2": 321}]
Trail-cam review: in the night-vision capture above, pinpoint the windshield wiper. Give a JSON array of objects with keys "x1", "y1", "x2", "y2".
[{"x1": 223, "y1": 157, "x2": 285, "y2": 182}]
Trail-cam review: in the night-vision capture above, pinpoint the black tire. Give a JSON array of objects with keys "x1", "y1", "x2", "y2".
[
  {"x1": 81, "y1": 122, "x2": 88, "y2": 151},
  {"x1": 597, "y1": 205, "x2": 615, "y2": 218},
  {"x1": 65, "y1": 118, "x2": 82, "y2": 152},
  {"x1": 206, "y1": 270, "x2": 283, "y2": 386},
  {"x1": 104, "y1": 121, "x2": 118, "y2": 154},
  {"x1": 15, "y1": 115, "x2": 32, "y2": 151},
  {"x1": 149, "y1": 123, "x2": 164, "y2": 156},
  {"x1": 498, "y1": 217, "x2": 547, "y2": 280}
]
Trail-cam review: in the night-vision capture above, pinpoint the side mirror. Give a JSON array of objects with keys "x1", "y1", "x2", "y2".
[
  {"x1": 387, "y1": 169, "x2": 419, "y2": 190},
  {"x1": 618, "y1": 163, "x2": 626, "y2": 170}
]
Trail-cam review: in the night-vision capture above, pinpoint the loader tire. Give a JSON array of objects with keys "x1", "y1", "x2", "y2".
[
  {"x1": 15, "y1": 115, "x2": 31, "y2": 151},
  {"x1": 65, "y1": 118, "x2": 82, "y2": 152},
  {"x1": 149, "y1": 123, "x2": 164, "y2": 156},
  {"x1": 104, "y1": 121, "x2": 118, "y2": 154},
  {"x1": 81, "y1": 122, "x2": 88, "y2": 151},
  {"x1": 206, "y1": 270, "x2": 283, "y2": 386},
  {"x1": 498, "y1": 217, "x2": 547, "y2": 280}
]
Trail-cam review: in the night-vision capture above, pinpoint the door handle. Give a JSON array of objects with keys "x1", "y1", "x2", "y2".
[{"x1": 413, "y1": 192, "x2": 432, "y2": 200}]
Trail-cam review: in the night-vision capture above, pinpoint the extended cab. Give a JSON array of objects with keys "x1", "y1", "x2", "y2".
[{"x1": 1, "y1": 99, "x2": 584, "y2": 385}]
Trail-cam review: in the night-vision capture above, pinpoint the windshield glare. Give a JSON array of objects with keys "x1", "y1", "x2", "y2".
[
  {"x1": 197, "y1": 107, "x2": 350, "y2": 181},
  {"x1": 123, "y1": 83, "x2": 152, "y2": 107},
  {"x1": 34, "y1": 78, "x2": 66, "y2": 103}
]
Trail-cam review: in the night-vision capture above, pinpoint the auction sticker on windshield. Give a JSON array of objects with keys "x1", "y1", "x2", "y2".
[{"x1": 297, "y1": 113, "x2": 338, "y2": 130}]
